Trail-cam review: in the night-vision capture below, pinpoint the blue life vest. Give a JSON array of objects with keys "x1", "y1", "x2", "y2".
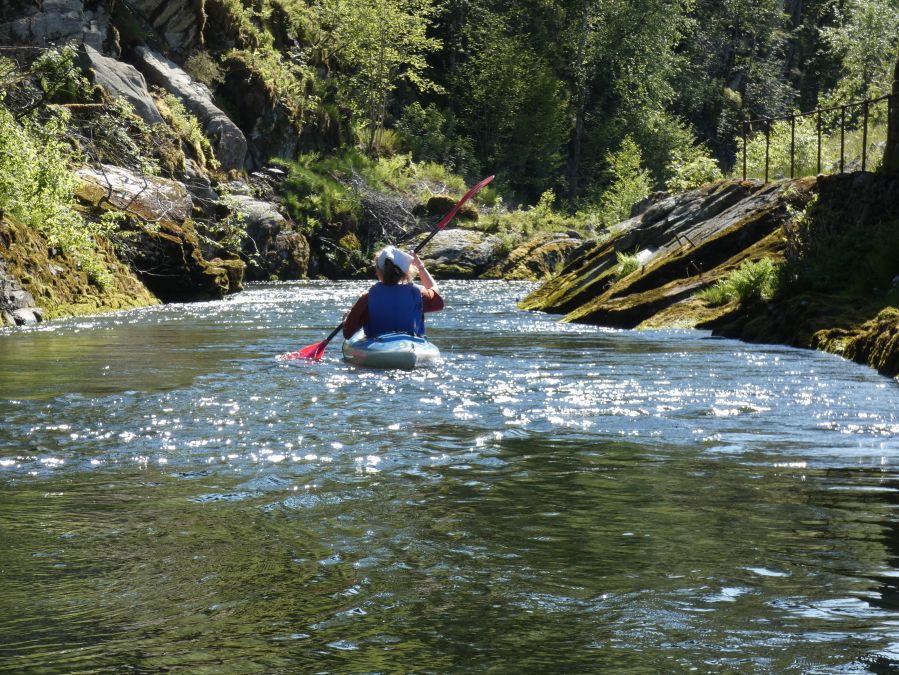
[{"x1": 365, "y1": 282, "x2": 425, "y2": 338}]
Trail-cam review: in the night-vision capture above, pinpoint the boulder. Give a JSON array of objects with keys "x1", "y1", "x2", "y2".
[
  {"x1": 112, "y1": 219, "x2": 241, "y2": 302},
  {"x1": 418, "y1": 228, "x2": 505, "y2": 278},
  {"x1": 0, "y1": 0, "x2": 107, "y2": 51},
  {"x1": 0, "y1": 256, "x2": 38, "y2": 326},
  {"x1": 134, "y1": 45, "x2": 247, "y2": 171},
  {"x1": 75, "y1": 164, "x2": 192, "y2": 222},
  {"x1": 414, "y1": 194, "x2": 479, "y2": 221},
  {"x1": 484, "y1": 232, "x2": 583, "y2": 281},
  {"x1": 229, "y1": 194, "x2": 309, "y2": 280},
  {"x1": 521, "y1": 177, "x2": 818, "y2": 327},
  {"x1": 77, "y1": 44, "x2": 164, "y2": 125}
]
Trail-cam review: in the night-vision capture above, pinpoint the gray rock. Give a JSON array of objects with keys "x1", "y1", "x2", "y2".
[
  {"x1": 419, "y1": 229, "x2": 506, "y2": 278},
  {"x1": 0, "y1": 0, "x2": 107, "y2": 50},
  {"x1": 127, "y1": 0, "x2": 202, "y2": 53},
  {"x1": 11, "y1": 307, "x2": 43, "y2": 325},
  {"x1": 134, "y1": 46, "x2": 247, "y2": 171},
  {"x1": 76, "y1": 164, "x2": 193, "y2": 222},
  {"x1": 0, "y1": 256, "x2": 38, "y2": 325},
  {"x1": 229, "y1": 194, "x2": 309, "y2": 280},
  {"x1": 77, "y1": 44, "x2": 164, "y2": 125}
]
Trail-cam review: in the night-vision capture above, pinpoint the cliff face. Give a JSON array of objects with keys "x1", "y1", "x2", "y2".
[
  {"x1": 0, "y1": 1, "x2": 315, "y2": 326},
  {"x1": 523, "y1": 173, "x2": 899, "y2": 379}
]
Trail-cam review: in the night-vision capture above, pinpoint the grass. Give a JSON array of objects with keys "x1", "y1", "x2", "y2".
[{"x1": 697, "y1": 258, "x2": 781, "y2": 307}]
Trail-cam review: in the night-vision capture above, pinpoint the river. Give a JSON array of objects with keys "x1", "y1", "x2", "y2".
[{"x1": 2, "y1": 280, "x2": 899, "y2": 672}]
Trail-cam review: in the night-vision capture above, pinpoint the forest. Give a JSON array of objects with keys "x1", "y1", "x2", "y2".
[{"x1": 228, "y1": 0, "x2": 899, "y2": 206}]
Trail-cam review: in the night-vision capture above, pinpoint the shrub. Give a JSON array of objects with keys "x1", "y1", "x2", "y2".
[
  {"x1": 596, "y1": 135, "x2": 652, "y2": 227},
  {"x1": 0, "y1": 105, "x2": 114, "y2": 288},
  {"x1": 155, "y1": 91, "x2": 219, "y2": 171},
  {"x1": 615, "y1": 250, "x2": 640, "y2": 279},
  {"x1": 183, "y1": 51, "x2": 225, "y2": 88},
  {"x1": 666, "y1": 144, "x2": 723, "y2": 192},
  {"x1": 698, "y1": 258, "x2": 781, "y2": 307}
]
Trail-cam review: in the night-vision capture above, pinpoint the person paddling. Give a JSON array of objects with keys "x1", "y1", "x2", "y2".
[{"x1": 342, "y1": 246, "x2": 444, "y2": 340}]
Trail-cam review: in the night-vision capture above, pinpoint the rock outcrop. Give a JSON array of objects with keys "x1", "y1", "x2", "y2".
[
  {"x1": 77, "y1": 44, "x2": 164, "y2": 125},
  {"x1": 484, "y1": 232, "x2": 584, "y2": 280},
  {"x1": 230, "y1": 195, "x2": 309, "y2": 280},
  {"x1": 0, "y1": 0, "x2": 107, "y2": 51},
  {"x1": 75, "y1": 164, "x2": 193, "y2": 222},
  {"x1": 134, "y1": 45, "x2": 247, "y2": 171},
  {"x1": 0, "y1": 211, "x2": 158, "y2": 326},
  {"x1": 75, "y1": 163, "x2": 244, "y2": 301},
  {"x1": 418, "y1": 228, "x2": 506, "y2": 278},
  {"x1": 0, "y1": 255, "x2": 41, "y2": 325},
  {"x1": 521, "y1": 179, "x2": 813, "y2": 327},
  {"x1": 126, "y1": 0, "x2": 203, "y2": 54}
]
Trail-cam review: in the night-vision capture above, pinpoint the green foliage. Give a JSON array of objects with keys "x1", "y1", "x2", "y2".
[
  {"x1": 665, "y1": 144, "x2": 724, "y2": 193},
  {"x1": 735, "y1": 114, "x2": 821, "y2": 180},
  {"x1": 32, "y1": 46, "x2": 95, "y2": 104},
  {"x1": 698, "y1": 258, "x2": 781, "y2": 307},
  {"x1": 615, "y1": 250, "x2": 640, "y2": 279},
  {"x1": 460, "y1": 24, "x2": 567, "y2": 198},
  {"x1": 595, "y1": 136, "x2": 652, "y2": 227},
  {"x1": 0, "y1": 105, "x2": 114, "y2": 288},
  {"x1": 784, "y1": 195, "x2": 899, "y2": 300},
  {"x1": 224, "y1": 47, "x2": 317, "y2": 126},
  {"x1": 156, "y1": 91, "x2": 219, "y2": 171},
  {"x1": 278, "y1": 152, "x2": 363, "y2": 235},
  {"x1": 183, "y1": 51, "x2": 225, "y2": 88},
  {"x1": 315, "y1": 0, "x2": 442, "y2": 154},
  {"x1": 76, "y1": 96, "x2": 166, "y2": 175},
  {"x1": 819, "y1": 0, "x2": 899, "y2": 105}
]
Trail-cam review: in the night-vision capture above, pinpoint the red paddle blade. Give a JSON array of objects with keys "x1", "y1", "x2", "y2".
[{"x1": 283, "y1": 341, "x2": 327, "y2": 361}]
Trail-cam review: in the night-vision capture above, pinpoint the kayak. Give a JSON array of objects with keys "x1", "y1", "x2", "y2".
[{"x1": 342, "y1": 331, "x2": 441, "y2": 369}]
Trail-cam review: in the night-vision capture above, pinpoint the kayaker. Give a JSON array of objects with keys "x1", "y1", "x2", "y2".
[{"x1": 342, "y1": 245, "x2": 444, "y2": 339}]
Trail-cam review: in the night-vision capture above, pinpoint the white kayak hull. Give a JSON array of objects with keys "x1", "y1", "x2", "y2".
[{"x1": 342, "y1": 332, "x2": 441, "y2": 369}]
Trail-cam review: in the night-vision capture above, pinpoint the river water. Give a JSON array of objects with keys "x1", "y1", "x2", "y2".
[{"x1": 2, "y1": 280, "x2": 899, "y2": 673}]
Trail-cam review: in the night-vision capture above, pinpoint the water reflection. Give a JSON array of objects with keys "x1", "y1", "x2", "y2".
[{"x1": 1, "y1": 281, "x2": 898, "y2": 672}]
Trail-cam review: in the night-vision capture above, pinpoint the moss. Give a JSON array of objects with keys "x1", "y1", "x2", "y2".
[{"x1": 0, "y1": 212, "x2": 158, "y2": 323}]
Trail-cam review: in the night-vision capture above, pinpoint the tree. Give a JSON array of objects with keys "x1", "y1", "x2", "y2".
[
  {"x1": 819, "y1": 0, "x2": 899, "y2": 105},
  {"x1": 884, "y1": 55, "x2": 899, "y2": 175},
  {"x1": 314, "y1": 0, "x2": 442, "y2": 154},
  {"x1": 459, "y1": 19, "x2": 568, "y2": 198}
]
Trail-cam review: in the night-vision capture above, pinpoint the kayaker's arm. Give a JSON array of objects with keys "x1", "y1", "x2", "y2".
[
  {"x1": 343, "y1": 293, "x2": 369, "y2": 339},
  {"x1": 412, "y1": 253, "x2": 437, "y2": 293}
]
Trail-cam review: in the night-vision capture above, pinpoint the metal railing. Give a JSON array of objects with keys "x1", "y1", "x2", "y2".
[{"x1": 741, "y1": 92, "x2": 895, "y2": 182}]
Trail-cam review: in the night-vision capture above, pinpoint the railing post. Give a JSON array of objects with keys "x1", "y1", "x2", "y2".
[
  {"x1": 817, "y1": 109, "x2": 822, "y2": 174},
  {"x1": 790, "y1": 115, "x2": 795, "y2": 179},
  {"x1": 742, "y1": 120, "x2": 747, "y2": 181},
  {"x1": 764, "y1": 119, "x2": 770, "y2": 183},
  {"x1": 861, "y1": 99, "x2": 869, "y2": 172},
  {"x1": 840, "y1": 106, "x2": 847, "y2": 173}
]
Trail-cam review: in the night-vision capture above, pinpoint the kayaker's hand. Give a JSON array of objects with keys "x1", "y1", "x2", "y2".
[{"x1": 410, "y1": 252, "x2": 425, "y2": 272}]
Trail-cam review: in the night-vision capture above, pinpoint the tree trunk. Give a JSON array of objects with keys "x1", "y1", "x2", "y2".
[
  {"x1": 567, "y1": 0, "x2": 589, "y2": 203},
  {"x1": 884, "y1": 56, "x2": 899, "y2": 175}
]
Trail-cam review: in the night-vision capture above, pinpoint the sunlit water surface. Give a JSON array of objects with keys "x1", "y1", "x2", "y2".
[{"x1": 2, "y1": 280, "x2": 899, "y2": 673}]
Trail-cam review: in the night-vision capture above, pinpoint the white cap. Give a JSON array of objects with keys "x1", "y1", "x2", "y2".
[{"x1": 376, "y1": 246, "x2": 413, "y2": 274}]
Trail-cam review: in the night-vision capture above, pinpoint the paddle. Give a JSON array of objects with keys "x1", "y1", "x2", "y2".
[{"x1": 284, "y1": 174, "x2": 495, "y2": 361}]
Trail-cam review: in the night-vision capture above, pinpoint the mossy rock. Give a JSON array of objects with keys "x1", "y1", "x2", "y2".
[
  {"x1": 0, "y1": 212, "x2": 158, "y2": 323},
  {"x1": 423, "y1": 195, "x2": 478, "y2": 222},
  {"x1": 485, "y1": 232, "x2": 582, "y2": 281}
]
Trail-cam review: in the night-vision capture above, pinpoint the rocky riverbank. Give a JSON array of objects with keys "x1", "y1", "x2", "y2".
[{"x1": 523, "y1": 172, "x2": 899, "y2": 380}]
